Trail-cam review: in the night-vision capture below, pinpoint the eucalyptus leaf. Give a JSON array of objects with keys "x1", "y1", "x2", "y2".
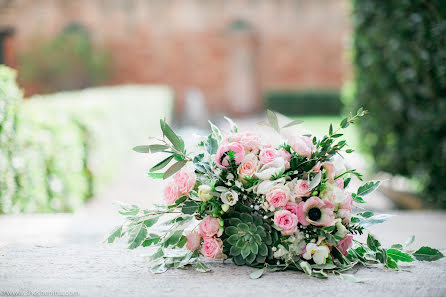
[
  {"x1": 147, "y1": 172, "x2": 164, "y2": 179},
  {"x1": 266, "y1": 110, "x2": 280, "y2": 133},
  {"x1": 150, "y1": 155, "x2": 174, "y2": 172},
  {"x1": 163, "y1": 160, "x2": 188, "y2": 179},
  {"x1": 160, "y1": 119, "x2": 184, "y2": 151}
]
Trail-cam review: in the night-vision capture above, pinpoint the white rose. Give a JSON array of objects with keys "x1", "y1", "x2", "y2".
[
  {"x1": 255, "y1": 157, "x2": 286, "y2": 180},
  {"x1": 198, "y1": 185, "x2": 213, "y2": 201},
  {"x1": 220, "y1": 190, "x2": 239, "y2": 206},
  {"x1": 255, "y1": 177, "x2": 286, "y2": 195}
]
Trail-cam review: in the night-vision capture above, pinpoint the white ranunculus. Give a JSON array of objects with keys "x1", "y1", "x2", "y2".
[
  {"x1": 255, "y1": 157, "x2": 286, "y2": 180},
  {"x1": 302, "y1": 243, "x2": 330, "y2": 265},
  {"x1": 255, "y1": 177, "x2": 286, "y2": 195},
  {"x1": 220, "y1": 190, "x2": 239, "y2": 206},
  {"x1": 198, "y1": 185, "x2": 213, "y2": 201}
]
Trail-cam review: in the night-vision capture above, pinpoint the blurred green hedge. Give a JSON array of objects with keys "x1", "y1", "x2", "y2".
[
  {"x1": 350, "y1": 1, "x2": 446, "y2": 207},
  {"x1": 0, "y1": 65, "x2": 173, "y2": 213},
  {"x1": 264, "y1": 90, "x2": 342, "y2": 115}
]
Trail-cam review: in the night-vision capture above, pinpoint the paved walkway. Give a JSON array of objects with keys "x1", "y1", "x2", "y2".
[{"x1": 1, "y1": 124, "x2": 446, "y2": 297}]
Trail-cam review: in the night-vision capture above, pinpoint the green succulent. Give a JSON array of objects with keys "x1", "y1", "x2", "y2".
[{"x1": 222, "y1": 211, "x2": 274, "y2": 266}]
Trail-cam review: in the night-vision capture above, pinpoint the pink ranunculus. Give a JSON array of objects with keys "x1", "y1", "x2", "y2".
[
  {"x1": 200, "y1": 237, "x2": 224, "y2": 259},
  {"x1": 322, "y1": 162, "x2": 336, "y2": 181},
  {"x1": 215, "y1": 142, "x2": 245, "y2": 169},
  {"x1": 294, "y1": 180, "x2": 311, "y2": 198},
  {"x1": 274, "y1": 209, "x2": 298, "y2": 236},
  {"x1": 259, "y1": 148, "x2": 277, "y2": 164},
  {"x1": 289, "y1": 135, "x2": 313, "y2": 158},
  {"x1": 185, "y1": 232, "x2": 201, "y2": 251},
  {"x1": 283, "y1": 202, "x2": 299, "y2": 216},
  {"x1": 297, "y1": 196, "x2": 335, "y2": 227},
  {"x1": 312, "y1": 161, "x2": 322, "y2": 173},
  {"x1": 337, "y1": 234, "x2": 353, "y2": 256},
  {"x1": 164, "y1": 182, "x2": 180, "y2": 205},
  {"x1": 199, "y1": 216, "x2": 222, "y2": 238},
  {"x1": 266, "y1": 185, "x2": 290, "y2": 208},
  {"x1": 227, "y1": 132, "x2": 261, "y2": 153},
  {"x1": 173, "y1": 168, "x2": 196, "y2": 195},
  {"x1": 237, "y1": 153, "x2": 259, "y2": 178}
]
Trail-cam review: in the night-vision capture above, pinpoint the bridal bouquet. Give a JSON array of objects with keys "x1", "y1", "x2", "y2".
[{"x1": 108, "y1": 109, "x2": 443, "y2": 280}]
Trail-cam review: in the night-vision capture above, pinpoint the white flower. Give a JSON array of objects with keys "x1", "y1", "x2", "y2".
[
  {"x1": 330, "y1": 154, "x2": 347, "y2": 176},
  {"x1": 255, "y1": 177, "x2": 286, "y2": 195},
  {"x1": 335, "y1": 219, "x2": 348, "y2": 238},
  {"x1": 320, "y1": 182, "x2": 345, "y2": 204},
  {"x1": 255, "y1": 157, "x2": 285, "y2": 180},
  {"x1": 220, "y1": 190, "x2": 239, "y2": 206},
  {"x1": 198, "y1": 185, "x2": 213, "y2": 201},
  {"x1": 302, "y1": 243, "x2": 330, "y2": 265}
]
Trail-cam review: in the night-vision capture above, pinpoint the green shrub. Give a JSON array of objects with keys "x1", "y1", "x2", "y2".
[
  {"x1": 264, "y1": 90, "x2": 342, "y2": 115},
  {"x1": 19, "y1": 24, "x2": 111, "y2": 93},
  {"x1": 350, "y1": 0, "x2": 446, "y2": 207},
  {"x1": 0, "y1": 66, "x2": 22, "y2": 212},
  {"x1": 0, "y1": 66, "x2": 173, "y2": 213}
]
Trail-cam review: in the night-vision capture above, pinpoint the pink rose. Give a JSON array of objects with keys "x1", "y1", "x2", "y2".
[
  {"x1": 283, "y1": 202, "x2": 299, "y2": 216},
  {"x1": 335, "y1": 178, "x2": 344, "y2": 189},
  {"x1": 237, "y1": 153, "x2": 259, "y2": 178},
  {"x1": 294, "y1": 180, "x2": 311, "y2": 198},
  {"x1": 201, "y1": 237, "x2": 223, "y2": 259},
  {"x1": 297, "y1": 196, "x2": 335, "y2": 227},
  {"x1": 259, "y1": 148, "x2": 277, "y2": 164},
  {"x1": 199, "y1": 216, "x2": 223, "y2": 237},
  {"x1": 164, "y1": 183, "x2": 180, "y2": 205},
  {"x1": 266, "y1": 186, "x2": 290, "y2": 208},
  {"x1": 322, "y1": 162, "x2": 336, "y2": 181},
  {"x1": 274, "y1": 210, "x2": 298, "y2": 236},
  {"x1": 227, "y1": 132, "x2": 261, "y2": 153},
  {"x1": 185, "y1": 232, "x2": 201, "y2": 251},
  {"x1": 337, "y1": 234, "x2": 353, "y2": 256},
  {"x1": 173, "y1": 168, "x2": 196, "y2": 195},
  {"x1": 278, "y1": 149, "x2": 292, "y2": 168},
  {"x1": 215, "y1": 142, "x2": 245, "y2": 169},
  {"x1": 289, "y1": 135, "x2": 313, "y2": 158}
]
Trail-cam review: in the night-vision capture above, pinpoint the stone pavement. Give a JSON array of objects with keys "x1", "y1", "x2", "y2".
[{"x1": 1, "y1": 125, "x2": 446, "y2": 297}]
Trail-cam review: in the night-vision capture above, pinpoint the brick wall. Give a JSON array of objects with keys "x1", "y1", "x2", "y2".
[{"x1": 0, "y1": 0, "x2": 350, "y2": 115}]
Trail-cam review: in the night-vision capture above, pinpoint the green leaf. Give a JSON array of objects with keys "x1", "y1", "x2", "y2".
[
  {"x1": 282, "y1": 119, "x2": 304, "y2": 128},
  {"x1": 150, "y1": 155, "x2": 174, "y2": 172},
  {"x1": 164, "y1": 230, "x2": 184, "y2": 247},
  {"x1": 367, "y1": 234, "x2": 381, "y2": 252},
  {"x1": 266, "y1": 110, "x2": 280, "y2": 133},
  {"x1": 340, "y1": 118, "x2": 348, "y2": 128},
  {"x1": 160, "y1": 119, "x2": 184, "y2": 151},
  {"x1": 387, "y1": 248, "x2": 415, "y2": 262},
  {"x1": 300, "y1": 261, "x2": 312, "y2": 276},
  {"x1": 339, "y1": 273, "x2": 363, "y2": 283},
  {"x1": 357, "y1": 181, "x2": 381, "y2": 196},
  {"x1": 195, "y1": 260, "x2": 211, "y2": 272},
  {"x1": 142, "y1": 234, "x2": 161, "y2": 247},
  {"x1": 357, "y1": 213, "x2": 393, "y2": 227},
  {"x1": 143, "y1": 216, "x2": 160, "y2": 228},
  {"x1": 205, "y1": 135, "x2": 218, "y2": 155},
  {"x1": 163, "y1": 160, "x2": 188, "y2": 179},
  {"x1": 181, "y1": 201, "x2": 199, "y2": 215},
  {"x1": 147, "y1": 172, "x2": 164, "y2": 179},
  {"x1": 133, "y1": 145, "x2": 150, "y2": 153},
  {"x1": 151, "y1": 262, "x2": 167, "y2": 274},
  {"x1": 208, "y1": 121, "x2": 223, "y2": 142},
  {"x1": 413, "y1": 247, "x2": 444, "y2": 261},
  {"x1": 241, "y1": 246, "x2": 251, "y2": 259},
  {"x1": 329, "y1": 123, "x2": 333, "y2": 135},
  {"x1": 128, "y1": 224, "x2": 147, "y2": 249},
  {"x1": 224, "y1": 116, "x2": 238, "y2": 133},
  {"x1": 386, "y1": 257, "x2": 399, "y2": 270},
  {"x1": 391, "y1": 244, "x2": 403, "y2": 250},
  {"x1": 404, "y1": 235, "x2": 415, "y2": 248},
  {"x1": 107, "y1": 225, "x2": 123, "y2": 243},
  {"x1": 309, "y1": 172, "x2": 322, "y2": 190},
  {"x1": 249, "y1": 267, "x2": 266, "y2": 279}
]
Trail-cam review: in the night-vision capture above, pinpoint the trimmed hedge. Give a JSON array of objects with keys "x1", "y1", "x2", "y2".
[
  {"x1": 264, "y1": 90, "x2": 342, "y2": 115},
  {"x1": 0, "y1": 65, "x2": 173, "y2": 213},
  {"x1": 350, "y1": 1, "x2": 446, "y2": 207}
]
